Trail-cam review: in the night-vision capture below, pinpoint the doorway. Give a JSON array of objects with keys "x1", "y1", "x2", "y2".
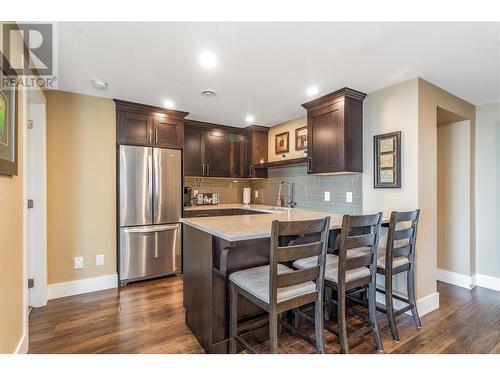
[
  {"x1": 436, "y1": 107, "x2": 473, "y2": 288},
  {"x1": 26, "y1": 89, "x2": 47, "y2": 309}
]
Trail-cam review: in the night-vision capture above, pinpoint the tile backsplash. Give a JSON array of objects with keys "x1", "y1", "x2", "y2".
[
  {"x1": 184, "y1": 177, "x2": 250, "y2": 204},
  {"x1": 250, "y1": 164, "x2": 362, "y2": 214}
]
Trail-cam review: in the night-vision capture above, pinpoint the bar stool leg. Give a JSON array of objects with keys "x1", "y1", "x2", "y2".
[
  {"x1": 368, "y1": 281, "x2": 383, "y2": 352},
  {"x1": 229, "y1": 282, "x2": 238, "y2": 354},
  {"x1": 314, "y1": 298, "x2": 325, "y2": 354},
  {"x1": 407, "y1": 268, "x2": 422, "y2": 329},
  {"x1": 269, "y1": 310, "x2": 279, "y2": 354},
  {"x1": 385, "y1": 273, "x2": 400, "y2": 341},
  {"x1": 337, "y1": 287, "x2": 349, "y2": 354},
  {"x1": 324, "y1": 287, "x2": 333, "y2": 320}
]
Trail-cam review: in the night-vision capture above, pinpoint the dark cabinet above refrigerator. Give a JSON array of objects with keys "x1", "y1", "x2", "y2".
[{"x1": 115, "y1": 99, "x2": 188, "y2": 149}]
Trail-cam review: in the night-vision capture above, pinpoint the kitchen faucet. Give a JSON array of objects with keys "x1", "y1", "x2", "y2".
[{"x1": 276, "y1": 181, "x2": 296, "y2": 208}]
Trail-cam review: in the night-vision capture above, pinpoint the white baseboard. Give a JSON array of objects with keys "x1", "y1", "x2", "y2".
[
  {"x1": 437, "y1": 268, "x2": 473, "y2": 289},
  {"x1": 376, "y1": 291, "x2": 439, "y2": 317},
  {"x1": 48, "y1": 274, "x2": 118, "y2": 300},
  {"x1": 472, "y1": 273, "x2": 500, "y2": 291},
  {"x1": 14, "y1": 334, "x2": 28, "y2": 354}
]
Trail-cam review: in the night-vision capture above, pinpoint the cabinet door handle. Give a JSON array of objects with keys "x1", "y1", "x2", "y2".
[
  {"x1": 202, "y1": 164, "x2": 205, "y2": 176},
  {"x1": 155, "y1": 128, "x2": 159, "y2": 144},
  {"x1": 148, "y1": 129, "x2": 153, "y2": 143},
  {"x1": 307, "y1": 157, "x2": 312, "y2": 172},
  {"x1": 206, "y1": 164, "x2": 210, "y2": 176},
  {"x1": 249, "y1": 164, "x2": 254, "y2": 176}
]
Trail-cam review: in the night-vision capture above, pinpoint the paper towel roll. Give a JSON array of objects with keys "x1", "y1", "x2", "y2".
[{"x1": 243, "y1": 187, "x2": 251, "y2": 204}]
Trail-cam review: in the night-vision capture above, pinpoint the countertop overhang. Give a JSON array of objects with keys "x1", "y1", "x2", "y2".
[{"x1": 180, "y1": 204, "x2": 346, "y2": 241}]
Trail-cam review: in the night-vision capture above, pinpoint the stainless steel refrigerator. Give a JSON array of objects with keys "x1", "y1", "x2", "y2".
[{"x1": 118, "y1": 145, "x2": 182, "y2": 285}]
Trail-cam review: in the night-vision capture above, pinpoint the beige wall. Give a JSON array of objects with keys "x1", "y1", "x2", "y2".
[
  {"x1": 46, "y1": 91, "x2": 116, "y2": 284},
  {"x1": 363, "y1": 78, "x2": 419, "y2": 216},
  {"x1": 475, "y1": 102, "x2": 500, "y2": 278},
  {"x1": 418, "y1": 78, "x2": 476, "y2": 298},
  {"x1": 362, "y1": 78, "x2": 419, "y2": 295},
  {"x1": 0, "y1": 23, "x2": 28, "y2": 353},
  {"x1": 437, "y1": 120, "x2": 470, "y2": 275},
  {"x1": 268, "y1": 116, "x2": 307, "y2": 162}
]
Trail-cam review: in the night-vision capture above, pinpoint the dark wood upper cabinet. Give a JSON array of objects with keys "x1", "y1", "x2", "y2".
[
  {"x1": 246, "y1": 125, "x2": 269, "y2": 178},
  {"x1": 115, "y1": 100, "x2": 188, "y2": 148},
  {"x1": 184, "y1": 121, "x2": 266, "y2": 178},
  {"x1": 184, "y1": 125, "x2": 206, "y2": 176},
  {"x1": 117, "y1": 111, "x2": 154, "y2": 145},
  {"x1": 155, "y1": 116, "x2": 184, "y2": 148},
  {"x1": 205, "y1": 130, "x2": 229, "y2": 177},
  {"x1": 302, "y1": 88, "x2": 366, "y2": 174},
  {"x1": 228, "y1": 133, "x2": 247, "y2": 178}
]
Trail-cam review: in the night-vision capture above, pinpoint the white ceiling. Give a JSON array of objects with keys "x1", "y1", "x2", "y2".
[{"x1": 57, "y1": 22, "x2": 500, "y2": 127}]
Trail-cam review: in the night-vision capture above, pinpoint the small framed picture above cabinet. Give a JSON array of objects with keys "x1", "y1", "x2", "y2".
[
  {"x1": 295, "y1": 126, "x2": 308, "y2": 151},
  {"x1": 374, "y1": 131, "x2": 401, "y2": 188},
  {"x1": 275, "y1": 131, "x2": 289, "y2": 154}
]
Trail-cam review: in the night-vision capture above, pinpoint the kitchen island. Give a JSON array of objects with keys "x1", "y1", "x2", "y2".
[{"x1": 180, "y1": 204, "x2": 345, "y2": 353}]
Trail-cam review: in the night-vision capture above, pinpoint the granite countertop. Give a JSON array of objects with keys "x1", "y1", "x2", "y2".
[{"x1": 180, "y1": 204, "x2": 345, "y2": 241}]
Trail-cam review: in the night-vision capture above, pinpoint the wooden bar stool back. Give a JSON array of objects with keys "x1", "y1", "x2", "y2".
[
  {"x1": 229, "y1": 217, "x2": 331, "y2": 354},
  {"x1": 377, "y1": 209, "x2": 421, "y2": 341}
]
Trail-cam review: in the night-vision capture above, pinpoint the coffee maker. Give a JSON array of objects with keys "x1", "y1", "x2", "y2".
[{"x1": 184, "y1": 186, "x2": 192, "y2": 206}]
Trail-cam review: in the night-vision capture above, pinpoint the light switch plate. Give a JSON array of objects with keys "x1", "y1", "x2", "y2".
[
  {"x1": 254, "y1": 190, "x2": 259, "y2": 198},
  {"x1": 74, "y1": 256, "x2": 84, "y2": 270},
  {"x1": 96, "y1": 254, "x2": 104, "y2": 266},
  {"x1": 324, "y1": 191, "x2": 330, "y2": 202},
  {"x1": 346, "y1": 192, "x2": 353, "y2": 203}
]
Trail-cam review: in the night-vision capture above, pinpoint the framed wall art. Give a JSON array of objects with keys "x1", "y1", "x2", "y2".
[
  {"x1": 374, "y1": 131, "x2": 401, "y2": 188},
  {"x1": 295, "y1": 126, "x2": 308, "y2": 151},
  {"x1": 275, "y1": 131, "x2": 289, "y2": 154},
  {"x1": 0, "y1": 53, "x2": 18, "y2": 177}
]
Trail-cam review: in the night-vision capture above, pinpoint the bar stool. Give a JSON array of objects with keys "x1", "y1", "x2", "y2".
[
  {"x1": 228, "y1": 217, "x2": 331, "y2": 354},
  {"x1": 293, "y1": 213, "x2": 384, "y2": 354},
  {"x1": 376, "y1": 210, "x2": 422, "y2": 341}
]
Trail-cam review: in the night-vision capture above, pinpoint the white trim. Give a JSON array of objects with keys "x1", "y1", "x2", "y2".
[
  {"x1": 376, "y1": 291, "x2": 440, "y2": 317},
  {"x1": 14, "y1": 333, "x2": 28, "y2": 354},
  {"x1": 48, "y1": 274, "x2": 118, "y2": 300},
  {"x1": 472, "y1": 273, "x2": 500, "y2": 291},
  {"x1": 437, "y1": 268, "x2": 473, "y2": 289}
]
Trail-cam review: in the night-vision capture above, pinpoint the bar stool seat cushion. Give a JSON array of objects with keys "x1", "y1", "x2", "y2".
[
  {"x1": 377, "y1": 250, "x2": 410, "y2": 269},
  {"x1": 293, "y1": 252, "x2": 370, "y2": 284},
  {"x1": 229, "y1": 264, "x2": 316, "y2": 304},
  {"x1": 292, "y1": 253, "x2": 338, "y2": 270}
]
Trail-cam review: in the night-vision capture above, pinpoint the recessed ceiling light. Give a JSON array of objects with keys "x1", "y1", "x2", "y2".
[
  {"x1": 163, "y1": 100, "x2": 175, "y2": 109},
  {"x1": 201, "y1": 89, "x2": 216, "y2": 97},
  {"x1": 306, "y1": 86, "x2": 319, "y2": 97},
  {"x1": 245, "y1": 115, "x2": 255, "y2": 123},
  {"x1": 199, "y1": 50, "x2": 217, "y2": 70},
  {"x1": 91, "y1": 79, "x2": 108, "y2": 89}
]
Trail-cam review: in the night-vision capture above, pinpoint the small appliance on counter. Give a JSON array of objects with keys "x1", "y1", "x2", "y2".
[
  {"x1": 243, "y1": 187, "x2": 251, "y2": 205},
  {"x1": 184, "y1": 186, "x2": 192, "y2": 206}
]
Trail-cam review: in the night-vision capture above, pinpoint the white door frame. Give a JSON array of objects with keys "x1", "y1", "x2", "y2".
[{"x1": 26, "y1": 87, "x2": 48, "y2": 311}]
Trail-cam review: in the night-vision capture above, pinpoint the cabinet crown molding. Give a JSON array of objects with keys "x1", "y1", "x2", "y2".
[
  {"x1": 301, "y1": 87, "x2": 367, "y2": 109},
  {"x1": 114, "y1": 99, "x2": 189, "y2": 119}
]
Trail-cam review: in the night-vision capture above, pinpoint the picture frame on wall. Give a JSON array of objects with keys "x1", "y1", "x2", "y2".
[
  {"x1": 0, "y1": 53, "x2": 18, "y2": 177},
  {"x1": 275, "y1": 131, "x2": 289, "y2": 154},
  {"x1": 295, "y1": 126, "x2": 308, "y2": 151},
  {"x1": 374, "y1": 131, "x2": 401, "y2": 188}
]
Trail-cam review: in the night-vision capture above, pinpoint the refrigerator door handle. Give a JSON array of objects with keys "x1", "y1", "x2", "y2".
[
  {"x1": 122, "y1": 224, "x2": 179, "y2": 234},
  {"x1": 148, "y1": 153, "x2": 153, "y2": 210}
]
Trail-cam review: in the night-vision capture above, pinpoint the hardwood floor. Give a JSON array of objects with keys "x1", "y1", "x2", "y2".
[{"x1": 28, "y1": 277, "x2": 500, "y2": 354}]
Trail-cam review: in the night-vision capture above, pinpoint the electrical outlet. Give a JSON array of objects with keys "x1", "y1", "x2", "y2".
[
  {"x1": 96, "y1": 254, "x2": 104, "y2": 266},
  {"x1": 324, "y1": 191, "x2": 330, "y2": 202},
  {"x1": 346, "y1": 192, "x2": 353, "y2": 203},
  {"x1": 254, "y1": 190, "x2": 259, "y2": 198},
  {"x1": 74, "y1": 256, "x2": 84, "y2": 270},
  {"x1": 193, "y1": 190, "x2": 198, "y2": 196}
]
